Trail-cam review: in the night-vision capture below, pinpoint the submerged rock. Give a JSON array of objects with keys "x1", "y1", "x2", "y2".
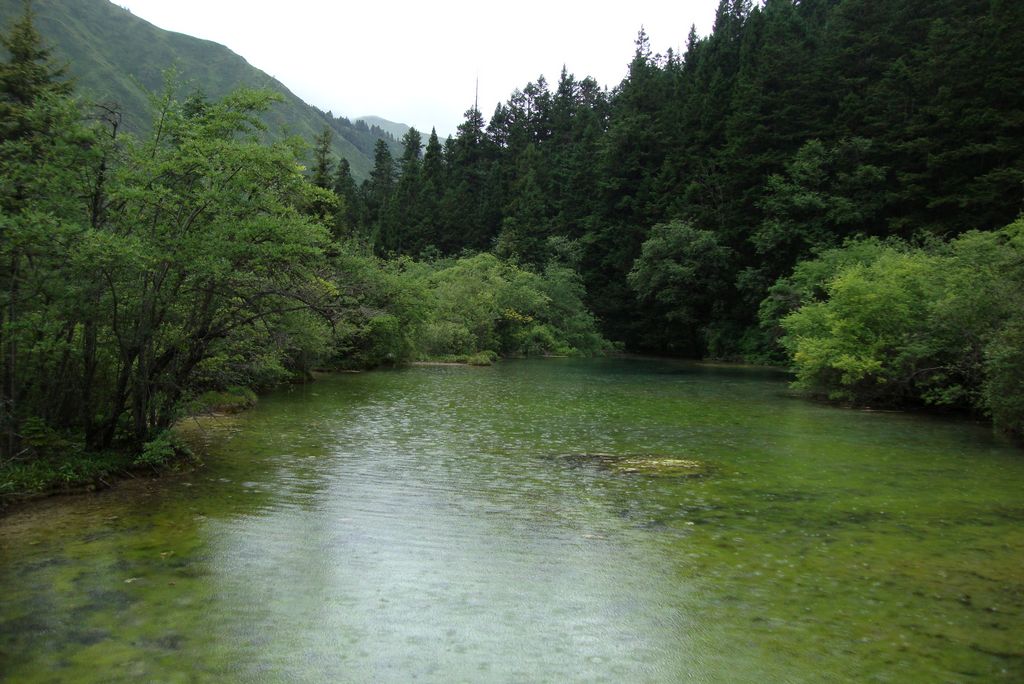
[
  {"x1": 558, "y1": 452, "x2": 711, "y2": 478},
  {"x1": 613, "y1": 456, "x2": 708, "y2": 477}
]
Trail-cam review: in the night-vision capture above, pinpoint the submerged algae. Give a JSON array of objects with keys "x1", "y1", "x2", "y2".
[
  {"x1": 2, "y1": 358, "x2": 1023, "y2": 682},
  {"x1": 559, "y1": 452, "x2": 712, "y2": 477}
]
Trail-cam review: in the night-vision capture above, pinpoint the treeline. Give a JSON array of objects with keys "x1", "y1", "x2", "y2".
[
  {"x1": 323, "y1": 112, "x2": 400, "y2": 160},
  {"x1": 322, "y1": 0, "x2": 1022, "y2": 431},
  {"x1": 2, "y1": 0, "x2": 1023, "y2": 497},
  {"x1": 333, "y1": 0, "x2": 1023, "y2": 354},
  {"x1": 0, "y1": 7, "x2": 606, "y2": 491}
]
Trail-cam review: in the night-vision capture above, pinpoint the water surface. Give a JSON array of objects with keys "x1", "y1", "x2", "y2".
[{"x1": 2, "y1": 358, "x2": 1022, "y2": 681}]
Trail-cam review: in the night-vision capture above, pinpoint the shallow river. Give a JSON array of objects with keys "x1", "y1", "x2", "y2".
[{"x1": 2, "y1": 358, "x2": 1023, "y2": 682}]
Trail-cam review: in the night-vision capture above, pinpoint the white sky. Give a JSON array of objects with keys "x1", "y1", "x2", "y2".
[{"x1": 115, "y1": 1, "x2": 720, "y2": 138}]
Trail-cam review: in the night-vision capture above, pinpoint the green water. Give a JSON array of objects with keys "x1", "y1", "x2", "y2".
[{"x1": 2, "y1": 358, "x2": 1022, "y2": 682}]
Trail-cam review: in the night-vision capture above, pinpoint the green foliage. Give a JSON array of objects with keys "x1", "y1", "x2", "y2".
[
  {"x1": 0, "y1": 422, "x2": 192, "y2": 499},
  {"x1": 628, "y1": 220, "x2": 735, "y2": 355},
  {"x1": 409, "y1": 253, "x2": 608, "y2": 360},
  {"x1": 416, "y1": 253, "x2": 537, "y2": 356},
  {"x1": 8, "y1": 0, "x2": 1024, "y2": 369},
  {"x1": 335, "y1": 0, "x2": 1021, "y2": 362},
  {"x1": 418, "y1": 320, "x2": 476, "y2": 357},
  {"x1": 307, "y1": 250, "x2": 606, "y2": 367},
  {"x1": 0, "y1": 5, "x2": 345, "y2": 475},
  {"x1": 324, "y1": 251, "x2": 427, "y2": 369},
  {"x1": 465, "y1": 351, "x2": 498, "y2": 366},
  {"x1": 538, "y1": 263, "x2": 606, "y2": 351},
  {"x1": 752, "y1": 138, "x2": 886, "y2": 284},
  {"x1": 758, "y1": 237, "x2": 894, "y2": 360},
  {"x1": 984, "y1": 317, "x2": 1024, "y2": 438},
  {"x1": 782, "y1": 248, "x2": 945, "y2": 403},
  {"x1": 18, "y1": 415, "x2": 78, "y2": 458},
  {"x1": 70, "y1": 80, "x2": 336, "y2": 447},
  {"x1": 0, "y1": 448, "x2": 123, "y2": 497},
  {"x1": 135, "y1": 430, "x2": 191, "y2": 469},
  {"x1": 424, "y1": 351, "x2": 499, "y2": 366},
  {"x1": 779, "y1": 220, "x2": 1024, "y2": 433}
]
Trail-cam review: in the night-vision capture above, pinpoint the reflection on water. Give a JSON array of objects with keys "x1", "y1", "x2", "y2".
[{"x1": 2, "y1": 358, "x2": 1022, "y2": 682}]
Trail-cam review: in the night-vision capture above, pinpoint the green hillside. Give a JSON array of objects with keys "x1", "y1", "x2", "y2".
[
  {"x1": 0, "y1": 0, "x2": 400, "y2": 178},
  {"x1": 357, "y1": 115, "x2": 412, "y2": 140}
]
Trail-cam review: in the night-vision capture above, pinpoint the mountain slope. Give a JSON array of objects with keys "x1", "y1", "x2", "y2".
[
  {"x1": 0, "y1": 0, "x2": 401, "y2": 179},
  {"x1": 357, "y1": 115, "x2": 412, "y2": 140}
]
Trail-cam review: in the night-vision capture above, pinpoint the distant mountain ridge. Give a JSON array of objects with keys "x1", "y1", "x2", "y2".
[
  {"x1": 0, "y1": 0, "x2": 407, "y2": 179},
  {"x1": 357, "y1": 116, "x2": 411, "y2": 141}
]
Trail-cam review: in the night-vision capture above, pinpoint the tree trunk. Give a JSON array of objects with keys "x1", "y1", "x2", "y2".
[
  {"x1": 82, "y1": 319, "x2": 98, "y2": 449},
  {"x1": 2, "y1": 253, "x2": 20, "y2": 460}
]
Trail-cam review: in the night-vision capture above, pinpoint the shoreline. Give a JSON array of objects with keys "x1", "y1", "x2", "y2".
[
  {"x1": 0, "y1": 408, "x2": 248, "y2": 516},
  {"x1": 3, "y1": 356, "x2": 1014, "y2": 515}
]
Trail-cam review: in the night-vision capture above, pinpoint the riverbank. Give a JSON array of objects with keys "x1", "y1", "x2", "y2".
[
  {"x1": 0, "y1": 445, "x2": 196, "y2": 513},
  {"x1": 412, "y1": 351, "x2": 500, "y2": 366},
  {"x1": 0, "y1": 354, "x2": 547, "y2": 507},
  {"x1": 5, "y1": 353, "x2": 1010, "y2": 512},
  {"x1": 0, "y1": 388, "x2": 258, "y2": 511},
  {"x1": 0, "y1": 356, "x2": 489, "y2": 509}
]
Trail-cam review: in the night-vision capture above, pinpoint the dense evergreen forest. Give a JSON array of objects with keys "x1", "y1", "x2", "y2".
[
  {"x1": 332, "y1": 0, "x2": 1023, "y2": 429},
  {"x1": 1, "y1": 0, "x2": 1022, "y2": 496}
]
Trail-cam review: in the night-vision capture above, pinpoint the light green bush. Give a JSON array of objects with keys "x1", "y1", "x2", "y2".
[{"x1": 776, "y1": 219, "x2": 1024, "y2": 433}]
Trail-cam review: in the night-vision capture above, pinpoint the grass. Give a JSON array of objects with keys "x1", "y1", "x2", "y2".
[
  {"x1": 0, "y1": 437, "x2": 198, "y2": 509},
  {"x1": 0, "y1": 449, "x2": 127, "y2": 499}
]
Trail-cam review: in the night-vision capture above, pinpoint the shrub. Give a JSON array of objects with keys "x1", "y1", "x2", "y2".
[
  {"x1": 135, "y1": 431, "x2": 192, "y2": 469},
  {"x1": 775, "y1": 219, "x2": 1024, "y2": 433},
  {"x1": 984, "y1": 317, "x2": 1024, "y2": 437},
  {"x1": 410, "y1": 253, "x2": 608, "y2": 359}
]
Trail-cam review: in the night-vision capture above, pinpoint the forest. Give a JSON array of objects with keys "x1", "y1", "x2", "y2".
[{"x1": 1, "y1": 0, "x2": 1022, "y2": 496}]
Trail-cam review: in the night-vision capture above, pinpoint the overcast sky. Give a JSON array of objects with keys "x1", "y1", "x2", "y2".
[{"x1": 116, "y1": 1, "x2": 720, "y2": 137}]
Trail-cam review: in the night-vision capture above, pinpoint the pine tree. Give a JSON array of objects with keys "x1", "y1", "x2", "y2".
[
  {"x1": 721, "y1": 0, "x2": 828, "y2": 240},
  {"x1": 547, "y1": 71, "x2": 607, "y2": 240},
  {"x1": 383, "y1": 127, "x2": 424, "y2": 255},
  {"x1": 495, "y1": 144, "x2": 549, "y2": 267},
  {"x1": 310, "y1": 127, "x2": 334, "y2": 190},
  {"x1": 0, "y1": 1, "x2": 85, "y2": 459},
  {"x1": 442, "y1": 103, "x2": 498, "y2": 251},
  {"x1": 305, "y1": 127, "x2": 338, "y2": 223},
  {"x1": 332, "y1": 157, "x2": 360, "y2": 239},
  {"x1": 417, "y1": 128, "x2": 446, "y2": 251},
  {"x1": 0, "y1": 0, "x2": 72, "y2": 144},
  {"x1": 365, "y1": 138, "x2": 396, "y2": 252},
  {"x1": 581, "y1": 28, "x2": 672, "y2": 347}
]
